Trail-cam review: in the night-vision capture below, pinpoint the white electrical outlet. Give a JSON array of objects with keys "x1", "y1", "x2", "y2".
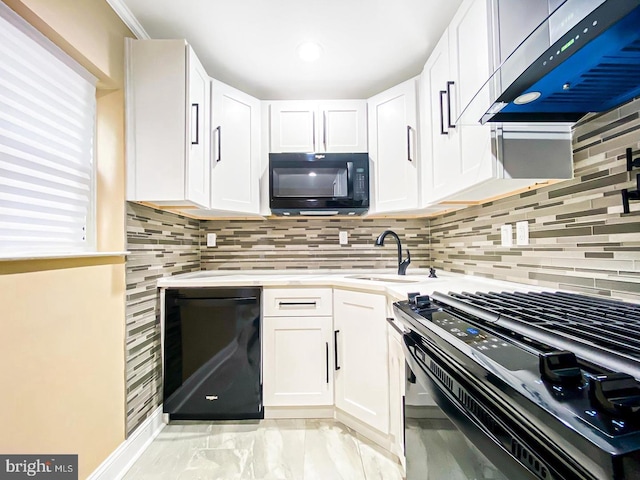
[
  {"x1": 206, "y1": 233, "x2": 217, "y2": 247},
  {"x1": 516, "y1": 221, "x2": 529, "y2": 246},
  {"x1": 339, "y1": 231, "x2": 348, "y2": 245},
  {"x1": 500, "y1": 224, "x2": 513, "y2": 247}
]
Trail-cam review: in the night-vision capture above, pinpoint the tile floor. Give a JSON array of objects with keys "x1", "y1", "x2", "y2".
[{"x1": 122, "y1": 419, "x2": 404, "y2": 480}]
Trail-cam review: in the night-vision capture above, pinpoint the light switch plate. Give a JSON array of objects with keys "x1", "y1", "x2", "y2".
[
  {"x1": 206, "y1": 233, "x2": 217, "y2": 247},
  {"x1": 516, "y1": 221, "x2": 529, "y2": 245},
  {"x1": 500, "y1": 224, "x2": 513, "y2": 247},
  {"x1": 339, "y1": 231, "x2": 348, "y2": 245}
]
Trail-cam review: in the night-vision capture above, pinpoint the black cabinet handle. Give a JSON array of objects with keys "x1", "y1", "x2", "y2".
[
  {"x1": 334, "y1": 330, "x2": 341, "y2": 371},
  {"x1": 191, "y1": 103, "x2": 199, "y2": 144},
  {"x1": 278, "y1": 301, "x2": 317, "y2": 306},
  {"x1": 407, "y1": 125, "x2": 412, "y2": 162},
  {"x1": 325, "y1": 342, "x2": 329, "y2": 383},
  {"x1": 215, "y1": 125, "x2": 221, "y2": 162},
  {"x1": 439, "y1": 90, "x2": 447, "y2": 135},
  {"x1": 446, "y1": 81, "x2": 456, "y2": 129}
]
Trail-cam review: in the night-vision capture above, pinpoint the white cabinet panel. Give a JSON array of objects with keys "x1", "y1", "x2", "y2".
[
  {"x1": 334, "y1": 289, "x2": 389, "y2": 434},
  {"x1": 270, "y1": 100, "x2": 367, "y2": 153},
  {"x1": 186, "y1": 47, "x2": 211, "y2": 207},
  {"x1": 263, "y1": 316, "x2": 333, "y2": 406},
  {"x1": 210, "y1": 80, "x2": 260, "y2": 214},
  {"x1": 368, "y1": 79, "x2": 418, "y2": 213},
  {"x1": 263, "y1": 288, "x2": 333, "y2": 317}
]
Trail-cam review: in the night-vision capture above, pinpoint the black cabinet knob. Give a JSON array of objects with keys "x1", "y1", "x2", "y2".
[
  {"x1": 589, "y1": 373, "x2": 640, "y2": 417},
  {"x1": 539, "y1": 351, "x2": 583, "y2": 385}
]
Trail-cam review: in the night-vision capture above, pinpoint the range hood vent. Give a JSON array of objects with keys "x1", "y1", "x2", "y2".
[{"x1": 459, "y1": 0, "x2": 640, "y2": 125}]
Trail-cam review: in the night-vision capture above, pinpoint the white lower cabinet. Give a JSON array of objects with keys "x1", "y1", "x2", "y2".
[
  {"x1": 262, "y1": 288, "x2": 334, "y2": 407},
  {"x1": 388, "y1": 322, "x2": 406, "y2": 464},
  {"x1": 262, "y1": 315, "x2": 333, "y2": 406},
  {"x1": 333, "y1": 289, "x2": 389, "y2": 434}
]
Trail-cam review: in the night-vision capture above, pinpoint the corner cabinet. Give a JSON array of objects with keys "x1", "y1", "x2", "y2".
[
  {"x1": 209, "y1": 80, "x2": 261, "y2": 214},
  {"x1": 420, "y1": 0, "x2": 572, "y2": 206},
  {"x1": 333, "y1": 289, "x2": 389, "y2": 434},
  {"x1": 262, "y1": 288, "x2": 334, "y2": 407},
  {"x1": 269, "y1": 100, "x2": 367, "y2": 153},
  {"x1": 368, "y1": 78, "x2": 419, "y2": 213},
  {"x1": 126, "y1": 39, "x2": 210, "y2": 208}
]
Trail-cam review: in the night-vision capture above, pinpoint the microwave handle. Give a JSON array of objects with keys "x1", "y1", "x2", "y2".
[{"x1": 346, "y1": 161, "x2": 354, "y2": 199}]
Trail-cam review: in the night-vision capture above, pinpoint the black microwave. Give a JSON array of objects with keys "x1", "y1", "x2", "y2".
[{"x1": 269, "y1": 153, "x2": 369, "y2": 216}]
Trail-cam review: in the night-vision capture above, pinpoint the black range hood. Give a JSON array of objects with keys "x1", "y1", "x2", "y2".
[{"x1": 469, "y1": 0, "x2": 640, "y2": 124}]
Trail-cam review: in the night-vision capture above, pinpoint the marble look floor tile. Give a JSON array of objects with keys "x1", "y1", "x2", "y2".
[
  {"x1": 249, "y1": 419, "x2": 306, "y2": 480},
  {"x1": 302, "y1": 420, "x2": 366, "y2": 480},
  {"x1": 122, "y1": 424, "x2": 209, "y2": 479},
  {"x1": 181, "y1": 448, "x2": 252, "y2": 479},
  {"x1": 355, "y1": 433, "x2": 403, "y2": 480}
]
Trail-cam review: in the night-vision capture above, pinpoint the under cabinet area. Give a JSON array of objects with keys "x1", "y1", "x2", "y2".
[
  {"x1": 262, "y1": 288, "x2": 334, "y2": 407},
  {"x1": 333, "y1": 289, "x2": 389, "y2": 434},
  {"x1": 269, "y1": 100, "x2": 367, "y2": 153},
  {"x1": 126, "y1": 39, "x2": 211, "y2": 208}
]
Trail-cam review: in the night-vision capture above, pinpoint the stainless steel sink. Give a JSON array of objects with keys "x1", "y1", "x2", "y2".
[{"x1": 347, "y1": 274, "x2": 425, "y2": 284}]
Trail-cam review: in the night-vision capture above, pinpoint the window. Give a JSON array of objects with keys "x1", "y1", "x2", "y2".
[{"x1": 0, "y1": 2, "x2": 97, "y2": 258}]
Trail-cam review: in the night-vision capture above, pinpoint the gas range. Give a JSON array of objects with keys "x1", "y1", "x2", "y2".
[{"x1": 394, "y1": 291, "x2": 640, "y2": 480}]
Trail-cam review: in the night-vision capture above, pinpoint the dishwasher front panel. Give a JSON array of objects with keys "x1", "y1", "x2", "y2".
[{"x1": 163, "y1": 287, "x2": 263, "y2": 420}]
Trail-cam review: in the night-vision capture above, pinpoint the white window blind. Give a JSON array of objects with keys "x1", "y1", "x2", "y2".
[{"x1": 0, "y1": 2, "x2": 97, "y2": 258}]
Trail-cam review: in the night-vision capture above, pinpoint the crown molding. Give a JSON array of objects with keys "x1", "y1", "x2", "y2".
[{"x1": 106, "y1": 0, "x2": 150, "y2": 39}]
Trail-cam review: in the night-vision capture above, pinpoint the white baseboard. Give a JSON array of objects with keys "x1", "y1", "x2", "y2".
[{"x1": 87, "y1": 406, "x2": 164, "y2": 480}]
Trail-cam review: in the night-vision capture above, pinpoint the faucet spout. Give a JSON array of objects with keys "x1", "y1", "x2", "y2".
[{"x1": 374, "y1": 230, "x2": 411, "y2": 275}]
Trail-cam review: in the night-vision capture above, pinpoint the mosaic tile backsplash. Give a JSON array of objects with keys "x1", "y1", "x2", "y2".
[
  {"x1": 430, "y1": 98, "x2": 640, "y2": 302},
  {"x1": 125, "y1": 98, "x2": 639, "y2": 435},
  {"x1": 199, "y1": 218, "x2": 431, "y2": 271},
  {"x1": 125, "y1": 203, "x2": 200, "y2": 434}
]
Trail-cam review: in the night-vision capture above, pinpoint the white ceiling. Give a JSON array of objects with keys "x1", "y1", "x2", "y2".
[{"x1": 118, "y1": 0, "x2": 463, "y2": 100}]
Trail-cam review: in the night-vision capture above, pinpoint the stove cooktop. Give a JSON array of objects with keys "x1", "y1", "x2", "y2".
[{"x1": 394, "y1": 291, "x2": 640, "y2": 480}]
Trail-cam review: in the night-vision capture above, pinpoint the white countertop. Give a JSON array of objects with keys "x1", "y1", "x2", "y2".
[{"x1": 157, "y1": 268, "x2": 551, "y2": 302}]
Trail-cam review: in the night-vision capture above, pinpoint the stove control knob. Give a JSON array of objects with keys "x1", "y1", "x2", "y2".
[
  {"x1": 590, "y1": 373, "x2": 640, "y2": 417},
  {"x1": 539, "y1": 351, "x2": 583, "y2": 385},
  {"x1": 415, "y1": 295, "x2": 432, "y2": 309}
]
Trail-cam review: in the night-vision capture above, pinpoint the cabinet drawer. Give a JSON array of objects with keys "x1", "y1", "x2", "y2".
[{"x1": 263, "y1": 288, "x2": 333, "y2": 317}]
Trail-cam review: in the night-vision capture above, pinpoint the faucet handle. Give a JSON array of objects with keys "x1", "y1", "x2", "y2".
[
  {"x1": 398, "y1": 249, "x2": 411, "y2": 275},
  {"x1": 429, "y1": 267, "x2": 437, "y2": 278}
]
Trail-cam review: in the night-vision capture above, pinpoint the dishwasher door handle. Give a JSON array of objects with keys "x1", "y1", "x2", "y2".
[{"x1": 334, "y1": 330, "x2": 341, "y2": 371}]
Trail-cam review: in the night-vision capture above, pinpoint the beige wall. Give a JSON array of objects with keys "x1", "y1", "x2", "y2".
[{"x1": 0, "y1": 1, "x2": 132, "y2": 478}]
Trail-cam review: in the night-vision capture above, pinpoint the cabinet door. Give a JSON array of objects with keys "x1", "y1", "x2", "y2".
[
  {"x1": 334, "y1": 289, "x2": 389, "y2": 433},
  {"x1": 263, "y1": 316, "x2": 333, "y2": 406},
  {"x1": 320, "y1": 100, "x2": 367, "y2": 153},
  {"x1": 421, "y1": 33, "x2": 460, "y2": 204},
  {"x1": 270, "y1": 101, "x2": 316, "y2": 152},
  {"x1": 368, "y1": 79, "x2": 418, "y2": 213},
  {"x1": 449, "y1": 0, "x2": 495, "y2": 196},
  {"x1": 186, "y1": 46, "x2": 211, "y2": 208},
  {"x1": 388, "y1": 325, "x2": 406, "y2": 463},
  {"x1": 210, "y1": 79, "x2": 260, "y2": 213}
]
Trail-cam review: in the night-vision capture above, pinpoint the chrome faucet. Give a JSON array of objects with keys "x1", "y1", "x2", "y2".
[{"x1": 374, "y1": 230, "x2": 411, "y2": 275}]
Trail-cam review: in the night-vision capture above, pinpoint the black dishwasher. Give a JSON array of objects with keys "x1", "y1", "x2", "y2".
[{"x1": 162, "y1": 287, "x2": 263, "y2": 420}]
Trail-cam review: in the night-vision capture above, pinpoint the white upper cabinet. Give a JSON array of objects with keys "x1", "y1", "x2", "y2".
[
  {"x1": 210, "y1": 79, "x2": 261, "y2": 214},
  {"x1": 420, "y1": 0, "x2": 572, "y2": 205},
  {"x1": 368, "y1": 78, "x2": 419, "y2": 213},
  {"x1": 126, "y1": 39, "x2": 210, "y2": 208},
  {"x1": 270, "y1": 100, "x2": 367, "y2": 153}
]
